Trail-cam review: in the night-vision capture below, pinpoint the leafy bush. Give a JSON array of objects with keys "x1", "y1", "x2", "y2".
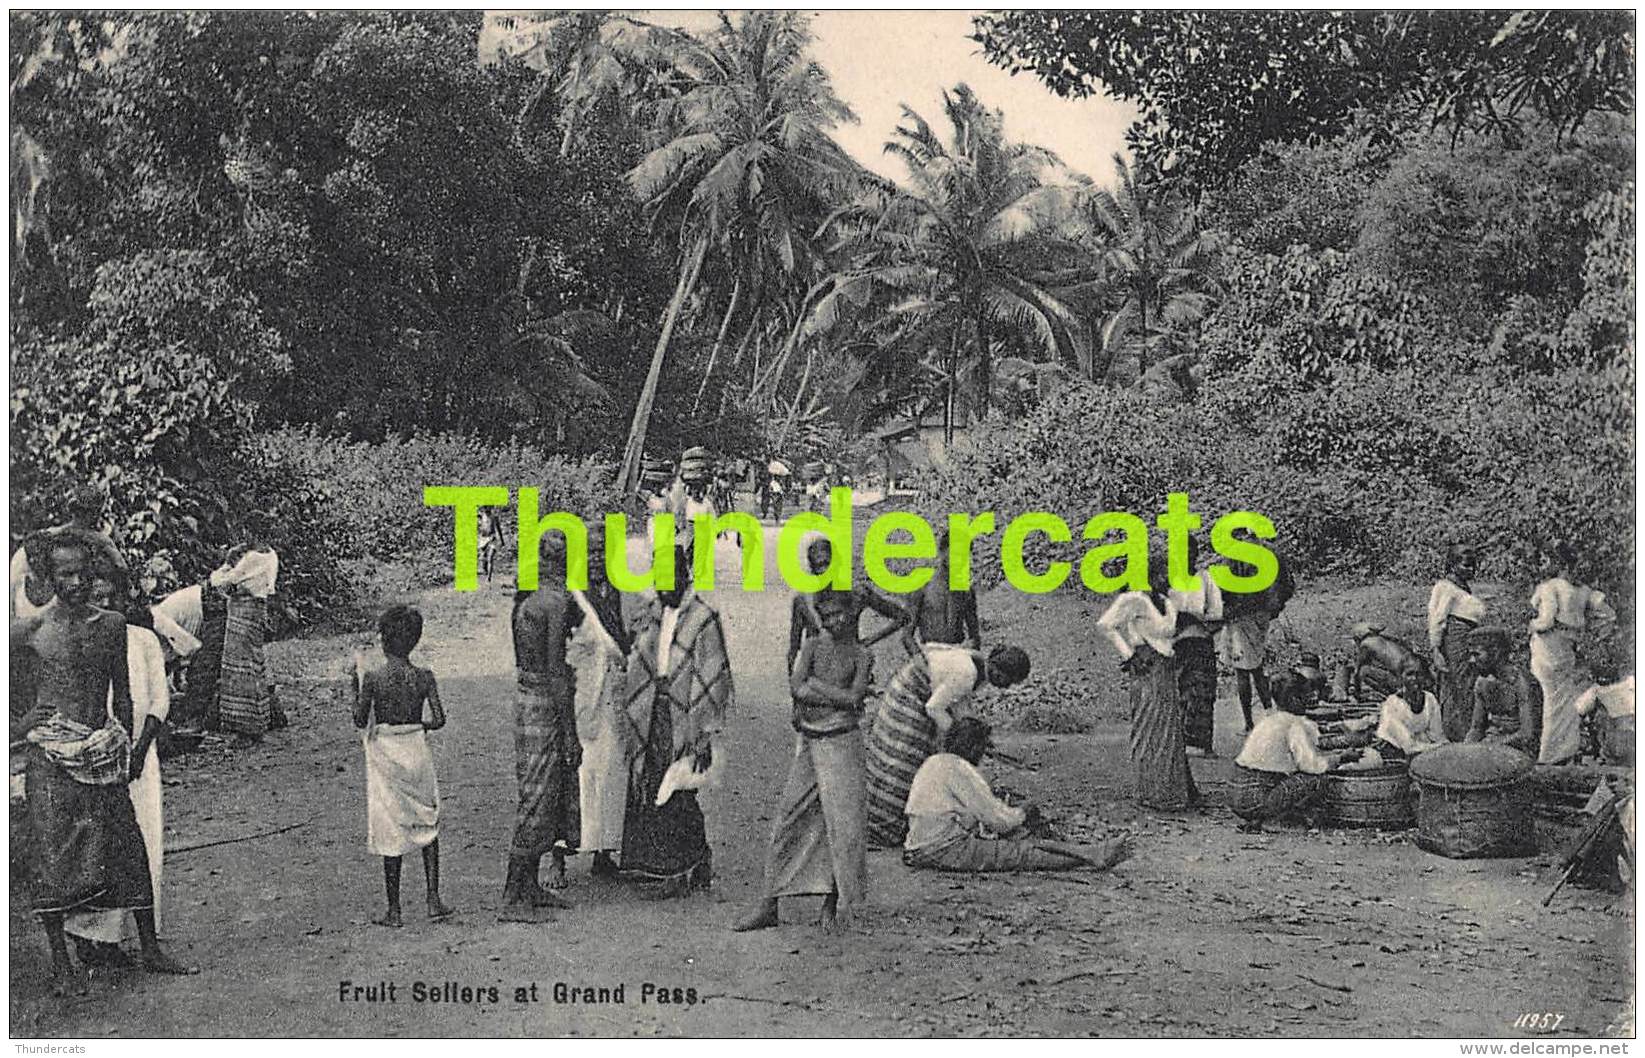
[
  {"x1": 9, "y1": 337, "x2": 356, "y2": 631},
  {"x1": 924, "y1": 366, "x2": 1633, "y2": 634},
  {"x1": 260, "y1": 427, "x2": 621, "y2": 584}
]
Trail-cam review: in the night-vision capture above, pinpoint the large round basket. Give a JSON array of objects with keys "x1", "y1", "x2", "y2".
[
  {"x1": 1320, "y1": 763, "x2": 1415, "y2": 829},
  {"x1": 1408, "y1": 743, "x2": 1536, "y2": 858}
]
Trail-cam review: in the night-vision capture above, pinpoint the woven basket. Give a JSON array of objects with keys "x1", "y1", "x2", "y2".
[
  {"x1": 1321, "y1": 763, "x2": 1415, "y2": 830},
  {"x1": 1410, "y1": 744, "x2": 1536, "y2": 858}
]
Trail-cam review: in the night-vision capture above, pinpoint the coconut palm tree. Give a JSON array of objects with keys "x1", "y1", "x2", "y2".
[
  {"x1": 810, "y1": 84, "x2": 1079, "y2": 428},
  {"x1": 1058, "y1": 153, "x2": 1224, "y2": 383},
  {"x1": 479, "y1": 10, "x2": 678, "y2": 159},
  {"x1": 615, "y1": 11, "x2": 859, "y2": 493}
]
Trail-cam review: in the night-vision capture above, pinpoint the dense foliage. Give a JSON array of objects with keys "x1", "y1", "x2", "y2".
[{"x1": 972, "y1": 11, "x2": 1634, "y2": 189}]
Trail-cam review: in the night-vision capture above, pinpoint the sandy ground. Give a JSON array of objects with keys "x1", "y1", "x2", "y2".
[{"x1": 9, "y1": 528, "x2": 1635, "y2": 1038}]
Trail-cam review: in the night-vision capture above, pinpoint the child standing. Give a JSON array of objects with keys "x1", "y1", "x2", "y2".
[
  {"x1": 735, "y1": 591, "x2": 872, "y2": 933},
  {"x1": 355, "y1": 605, "x2": 452, "y2": 927}
]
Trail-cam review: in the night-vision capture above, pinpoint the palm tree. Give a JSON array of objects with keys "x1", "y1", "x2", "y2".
[
  {"x1": 615, "y1": 11, "x2": 858, "y2": 493},
  {"x1": 811, "y1": 84, "x2": 1078, "y2": 429},
  {"x1": 1058, "y1": 154, "x2": 1224, "y2": 383},
  {"x1": 480, "y1": 10, "x2": 678, "y2": 159}
]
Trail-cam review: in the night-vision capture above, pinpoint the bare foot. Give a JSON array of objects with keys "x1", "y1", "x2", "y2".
[
  {"x1": 52, "y1": 965, "x2": 90, "y2": 997},
  {"x1": 1097, "y1": 837, "x2": 1135, "y2": 870},
  {"x1": 497, "y1": 901, "x2": 555, "y2": 923},
  {"x1": 427, "y1": 900, "x2": 455, "y2": 921},
  {"x1": 819, "y1": 906, "x2": 858, "y2": 935},
  {"x1": 648, "y1": 875, "x2": 692, "y2": 901},
  {"x1": 731, "y1": 901, "x2": 780, "y2": 932},
  {"x1": 373, "y1": 910, "x2": 403, "y2": 929},
  {"x1": 141, "y1": 949, "x2": 199, "y2": 975}
]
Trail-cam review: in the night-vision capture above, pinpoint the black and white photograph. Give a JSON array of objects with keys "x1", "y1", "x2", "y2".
[{"x1": 6, "y1": 7, "x2": 1637, "y2": 1040}]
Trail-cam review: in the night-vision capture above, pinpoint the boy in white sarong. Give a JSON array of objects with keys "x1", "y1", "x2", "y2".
[{"x1": 355, "y1": 605, "x2": 451, "y2": 927}]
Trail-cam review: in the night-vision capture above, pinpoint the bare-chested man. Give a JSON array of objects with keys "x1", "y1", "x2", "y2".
[
  {"x1": 900, "y1": 530, "x2": 981, "y2": 654},
  {"x1": 501, "y1": 533, "x2": 581, "y2": 920},
  {"x1": 12, "y1": 532, "x2": 194, "y2": 994}
]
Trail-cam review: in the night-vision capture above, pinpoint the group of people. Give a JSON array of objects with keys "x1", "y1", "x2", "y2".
[
  {"x1": 1096, "y1": 535, "x2": 1631, "y2": 833},
  {"x1": 352, "y1": 518, "x2": 1135, "y2": 937},
  {"x1": 9, "y1": 485, "x2": 290, "y2": 993},
  {"x1": 20, "y1": 469, "x2": 1628, "y2": 989}
]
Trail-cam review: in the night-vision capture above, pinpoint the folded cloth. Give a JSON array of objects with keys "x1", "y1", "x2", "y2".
[
  {"x1": 363, "y1": 722, "x2": 440, "y2": 857},
  {"x1": 150, "y1": 606, "x2": 203, "y2": 659},
  {"x1": 25, "y1": 714, "x2": 130, "y2": 786},
  {"x1": 210, "y1": 548, "x2": 279, "y2": 598},
  {"x1": 655, "y1": 748, "x2": 723, "y2": 807}
]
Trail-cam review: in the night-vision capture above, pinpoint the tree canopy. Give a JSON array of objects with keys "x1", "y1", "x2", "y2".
[{"x1": 971, "y1": 11, "x2": 1635, "y2": 185}]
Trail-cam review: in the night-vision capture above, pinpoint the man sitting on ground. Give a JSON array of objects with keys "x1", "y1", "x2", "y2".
[
  {"x1": 1231, "y1": 682, "x2": 1361, "y2": 833},
  {"x1": 1463, "y1": 627, "x2": 1541, "y2": 757},
  {"x1": 902, "y1": 718, "x2": 1131, "y2": 873}
]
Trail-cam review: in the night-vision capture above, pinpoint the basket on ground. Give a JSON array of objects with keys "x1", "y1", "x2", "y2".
[
  {"x1": 1408, "y1": 743, "x2": 1536, "y2": 858},
  {"x1": 1320, "y1": 762, "x2": 1415, "y2": 829}
]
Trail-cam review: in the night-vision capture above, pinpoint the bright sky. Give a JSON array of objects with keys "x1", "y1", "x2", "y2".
[{"x1": 643, "y1": 10, "x2": 1137, "y2": 186}]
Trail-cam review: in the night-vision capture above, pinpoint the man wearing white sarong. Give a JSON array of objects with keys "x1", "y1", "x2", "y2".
[
  {"x1": 355, "y1": 605, "x2": 450, "y2": 927},
  {"x1": 569, "y1": 567, "x2": 632, "y2": 878}
]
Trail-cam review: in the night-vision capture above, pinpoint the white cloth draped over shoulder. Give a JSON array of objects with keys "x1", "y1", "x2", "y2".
[
  {"x1": 1235, "y1": 712, "x2": 1330, "y2": 775},
  {"x1": 1375, "y1": 691, "x2": 1447, "y2": 755},
  {"x1": 210, "y1": 548, "x2": 279, "y2": 598},
  {"x1": 1098, "y1": 592, "x2": 1179, "y2": 660},
  {"x1": 1427, "y1": 578, "x2": 1486, "y2": 652},
  {"x1": 64, "y1": 625, "x2": 170, "y2": 943}
]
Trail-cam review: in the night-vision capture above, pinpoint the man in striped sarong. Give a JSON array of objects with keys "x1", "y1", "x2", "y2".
[
  {"x1": 501, "y1": 535, "x2": 580, "y2": 920},
  {"x1": 15, "y1": 532, "x2": 194, "y2": 994},
  {"x1": 864, "y1": 644, "x2": 1029, "y2": 849}
]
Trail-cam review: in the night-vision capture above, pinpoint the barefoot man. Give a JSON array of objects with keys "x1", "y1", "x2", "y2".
[
  {"x1": 501, "y1": 534, "x2": 580, "y2": 920},
  {"x1": 13, "y1": 531, "x2": 195, "y2": 994},
  {"x1": 736, "y1": 590, "x2": 872, "y2": 933}
]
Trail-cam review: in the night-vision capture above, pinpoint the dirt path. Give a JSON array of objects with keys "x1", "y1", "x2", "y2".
[{"x1": 10, "y1": 531, "x2": 1634, "y2": 1037}]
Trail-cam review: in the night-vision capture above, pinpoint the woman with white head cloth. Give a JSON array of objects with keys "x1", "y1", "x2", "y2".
[{"x1": 212, "y1": 545, "x2": 280, "y2": 740}]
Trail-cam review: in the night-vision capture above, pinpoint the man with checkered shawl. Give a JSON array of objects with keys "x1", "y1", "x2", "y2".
[{"x1": 620, "y1": 545, "x2": 734, "y2": 897}]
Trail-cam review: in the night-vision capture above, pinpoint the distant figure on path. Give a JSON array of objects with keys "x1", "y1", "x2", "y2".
[{"x1": 478, "y1": 508, "x2": 508, "y2": 583}]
